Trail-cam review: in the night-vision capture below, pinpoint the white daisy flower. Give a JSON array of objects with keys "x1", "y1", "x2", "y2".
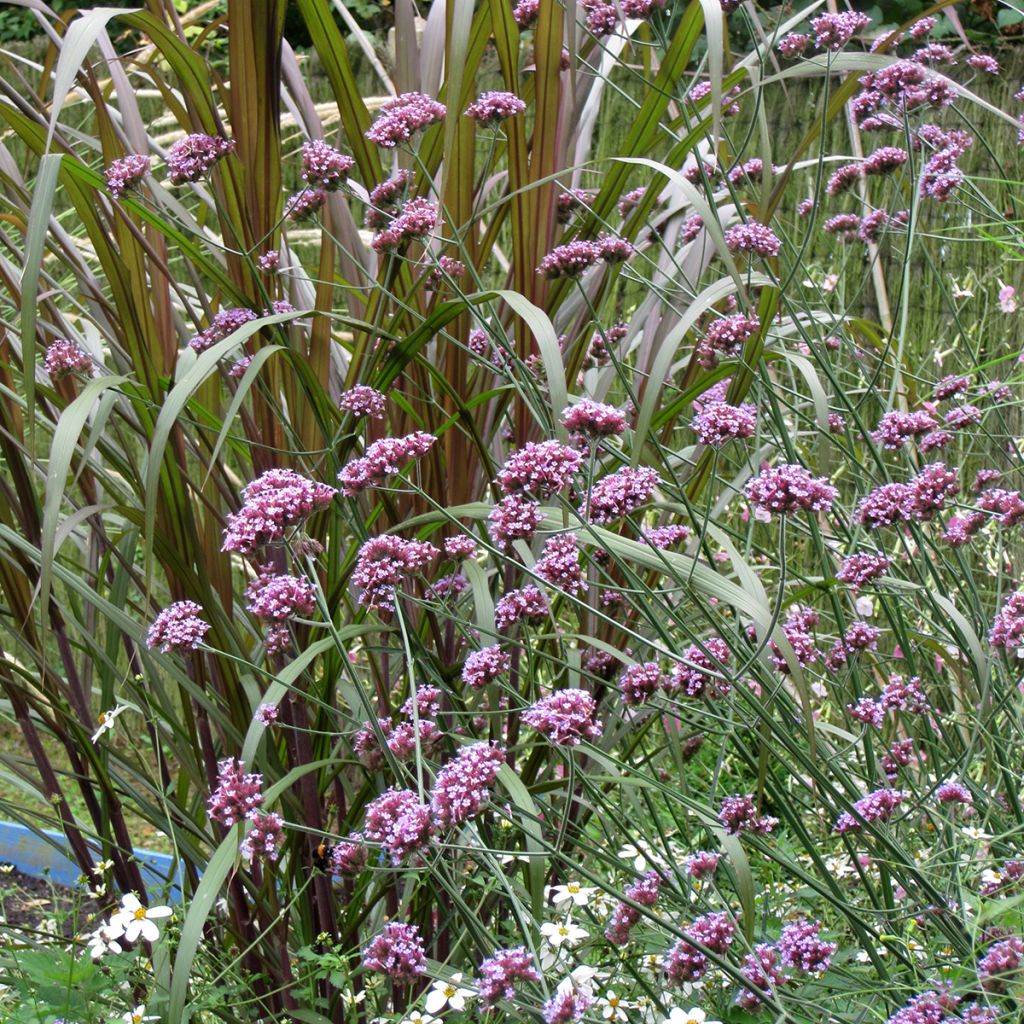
[
  {"x1": 110, "y1": 894, "x2": 172, "y2": 944},
  {"x1": 550, "y1": 881, "x2": 597, "y2": 907},
  {"x1": 540, "y1": 920, "x2": 588, "y2": 948},
  {"x1": 424, "y1": 973, "x2": 475, "y2": 1014}
]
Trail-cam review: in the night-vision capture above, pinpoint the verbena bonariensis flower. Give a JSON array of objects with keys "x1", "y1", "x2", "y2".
[
  {"x1": 667, "y1": 638, "x2": 731, "y2": 699},
  {"x1": 257, "y1": 250, "x2": 279, "y2": 272},
  {"x1": 918, "y1": 428, "x2": 952, "y2": 452},
  {"x1": 385, "y1": 718, "x2": 443, "y2": 762},
  {"x1": 512, "y1": 0, "x2": 539, "y2": 27},
  {"x1": 989, "y1": 591, "x2": 1024, "y2": 653},
  {"x1": 736, "y1": 943, "x2": 787, "y2": 1009},
  {"x1": 339, "y1": 385, "x2": 387, "y2": 419},
  {"x1": 620, "y1": 661, "x2": 664, "y2": 706},
  {"x1": 858, "y1": 209, "x2": 889, "y2": 244},
  {"x1": 300, "y1": 140, "x2": 354, "y2": 190},
  {"x1": 542, "y1": 988, "x2": 593, "y2": 1024},
  {"x1": 462, "y1": 645, "x2": 511, "y2": 689},
  {"x1": 497, "y1": 440, "x2": 583, "y2": 497},
  {"x1": 778, "y1": 32, "x2": 810, "y2": 58},
  {"x1": 535, "y1": 533, "x2": 586, "y2": 595},
  {"x1": 725, "y1": 220, "x2": 781, "y2": 257},
  {"x1": 583, "y1": 2, "x2": 619, "y2": 38},
  {"x1": 146, "y1": 600, "x2": 210, "y2": 653},
  {"x1": 605, "y1": 871, "x2": 662, "y2": 944},
  {"x1": 371, "y1": 197, "x2": 438, "y2": 252},
  {"x1": 329, "y1": 834, "x2": 368, "y2": 876},
  {"x1": 240, "y1": 811, "x2": 284, "y2": 863},
  {"x1": 365, "y1": 91, "x2": 446, "y2": 148},
  {"x1": 826, "y1": 162, "x2": 862, "y2": 196},
  {"x1": 353, "y1": 535, "x2": 439, "y2": 612},
  {"x1": 644, "y1": 523, "x2": 691, "y2": 548},
  {"x1": 444, "y1": 535, "x2": 479, "y2": 560},
  {"x1": 523, "y1": 688, "x2": 602, "y2": 746},
  {"x1": 976, "y1": 488, "x2": 1024, "y2": 527},
  {"x1": 166, "y1": 132, "x2": 235, "y2": 184},
  {"x1": 337, "y1": 431, "x2": 437, "y2": 494},
  {"x1": 943, "y1": 403, "x2": 981, "y2": 429},
  {"x1": 935, "y1": 780, "x2": 972, "y2": 806},
  {"x1": 222, "y1": 469, "x2": 335, "y2": 554},
  {"x1": 477, "y1": 947, "x2": 541, "y2": 1007},
  {"x1": 362, "y1": 922, "x2": 428, "y2": 981},
  {"x1": 689, "y1": 81, "x2": 741, "y2": 115},
  {"x1": 488, "y1": 493, "x2": 544, "y2": 550},
  {"x1": 968, "y1": 53, "x2": 1000, "y2": 74},
  {"x1": 856, "y1": 483, "x2": 912, "y2": 529},
  {"x1": 188, "y1": 307, "x2": 258, "y2": 353},
  {"x1": 691, "y1": 401, "x2": 756, "y2": 447},
  {"x1": 208, "y1": 757, "x2": 263, "y2": 826},
  {"x1": 44, "y1": 339, "x2": 93, "y2": 379},
  {"x1": 597, "y1": 233, "x2": 634, "y2": 263},
  {"x1": 562, "y1": 399, "x2": 628, "y2": 439},
  {"x1": 979, "y1": 935, "x2": 1024, "y2": 992},
  {"x1": 686, "y1": 850, "x2": 721, "y2": 878},
  {"x1": 823, "y1": 213, "x2": 861, "y2": 241},
  {"x1": 465, "y1": 90, "x2": 527, "y2": 124},
  {"x1": 245, "y1": 572, "x2": 316, "y2": 620},
  {"x1": 366, "y1": 170, "x2": 413, "y2": 228},
  {"x1": 697, "y1": 312, "x2": 760, "y2": 368},
  {"x1": 881, "y1": 673, "x2": 928, "y2": 714},
  {"x1": 863, "y1": 145, "x2": 909, "y2": 175},
  {"x1": 744, "y1": 463, "x2": 837, "y2": 516},
  {"x1": 431, "y1": 742, "x2": 506, "y2": 828},
  {"x1": 104, "y1": 154, "x2": 150, "y2": 198},
  {"x1": 363, "y1": 787, "x2": 433, "y2": 862},
  {"x1": 912, "y1": 42, "x2": 956, "y2": 66},
  {"x1": 665, "y1": 911, "x2": 736, "y2": 984},
  {"x1": 718, "y1": 794, "x2": 777, "y2": 835},
  {"x1": 811, "y1": 10, "x2": 871, "y2": 49},
  {"x1": 537, "y1": 240, "x2": 602, "y2": 278},
  {"x1": 908, "y1": 462, "x2": 959, "y2": 520},
  {"x1": 585, "y1": 466, "x2": 660, "y2": 523},
  {"x1": 833, "y1": 787, "x2": 906, "y2": 833},
  {"x1": 495, "y1": 584, "x2": 550, "y2": 630},
  {"x1": 778, "y1": 919, "x2": 836, "y2": 974},
  {"x1": 847, "y1": 697, "x2": 884, "y2": 728}
]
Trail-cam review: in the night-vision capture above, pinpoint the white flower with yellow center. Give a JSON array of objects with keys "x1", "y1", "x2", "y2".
[
  {"x1": 664, "y1": 1008, "x2": 721, "y2": 1024},
  {"x1": 402, "y1": 1012, "x2": 440, "y2": 1024},
  {"x1": 424, "y1": 972, "x2": 474, "y2": 1014},
  {"x1": 110, "y1": 893, "x2": 172, "y2": 944},
  {"x1": 551, "y1": 881, "x2": 596, "y2": 907},
  {"x1": 91, "y1": 704, "x2": 130, "y2": 742},
  {"x1": 121, "y1": 1005, "x2": 159, "y2": 1024},
  {"x1": 599, "y1": 990, "x2": 630, "y2": 1021},
  {"x1": 540, "y1": 920, "x2": 588, "y2": 948}
]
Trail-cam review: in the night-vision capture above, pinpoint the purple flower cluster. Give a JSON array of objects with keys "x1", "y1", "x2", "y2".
[
  {"x1": 361, "y1": 921, "x2": 428, "y2": 981},
  {"x1": 537, "y1": 240, "x2": 601, "y2": 278},
  {"x1": 488, "y1": 493, "x2": 544, "y2": 550},
  {"x1": 222, "y1": 469, "x2": 335, "y2": 554},
  {"x1": 562, "y1": 399, "x2": 628, "y2": 439},
  {"x1": 665, "y1": 911, "x2": 737, "y2": 984},
  {"x1": 465, "y1": 90, "x2": 527, "y2": 125},
  {"x1": 620, "y1": 661, "x2": 664, "y2": 706},
  {"x1": 166, "y1": 132, "x2": 235, "y2": 185},
  {"x1": 667, "y1": 638, "x2": 731, "y2": 699},
  {"x1": 104, "y1": 154, "x2": 150, "y2": 198},
  {"x1": 338, "y1": 431, "x2": 437, "y2": 494},
  {"x1": 498, "y1": 440, "x2": 583, "y2": 497},
  {"x1": 605, "y1": 871, "x2": 662, "y2": 944},
  {"x1": 146, "y1": 600, "x2": 211, "y2": 653},
  {"x1": 371, "y1": 197, "x2": 438, "y2": 252},
  {"x1": 697, "y1": 313, "x2": 760, "y2": 368},
  {"x1": 365, "y1": 92, "x2": 446, "y2": 148},
  {"x1": 431, "y1": 742, "x2": 506, "y2": 828},
  {"x1": 744, "y1": 463, "x2": 837, "y2": 516},
  {"x1": 352, "y1": 535, "x2": 438, "y2": 612},
  {"x1": 585, "y1": 466, "x2": 660, "y2": 523},
  {"x1": 300, "y1": 140, "x2": 353, "y2": 190},
  {"x1": 462, "y1": 645, "x2": 511, "y2": 689},
  {"x1": 725, "y1": 220, "x2": 781, "y2": 257},
  {"x1": 691, "y1": 401, "x2": 757, "y2": 447},
  {"x1": 833, "y1": 787, "x2": 906, "y2": 833},
  {"x1": 979, "y1": 935, "x2": 1024, "y2": 992},
  {"x1": 535, "y1": 533, "x2": 586, "y2": 595},
  {"x1": 989, "y1": 591, "x2": 1024, "y2": 652},
  {"x1": 523, "y1": 688, "x2": 602, "y2": 745},
  {"x1": 208, "y1": 757, "x2": 264, "y2": 826},
  {"x1": 188, "y1": 307, "x2": 258, "y2": 353},
  {"x1": 542, "y1": 988, "x2": 593, "y2": 1024},
  {"x1": 871, "y1": 409, "x2": 937, "y2": 449},
  {"x1": 495, "y1": 584, "x2": 550, "y2": 630},
  {"x1": 338, "y1": 385, "x2": 387, "y2": 419},
  {"x1": 329, "y1": 835, "x2": 368, "y2": 876},
  {"x1": 477, "y1": 947, "x2": 541, "y2": 1006},
  {"x1": 778, "y1": 919, "x2": 837, "y2": 973},
  {"x1": 244, "y1": 572, "x2": 316, "y2": 621},
  {"x1": 44, "y1": 339, "x2": 93, "y2": 379},
  {"x1": 366, "y1": 170, "x2": 412, "y2": 228},
  {"x1": 718, "y1": 793, "x2": 777, "y2": 835},
  {"x1": 240, "y1": 811, "x2": 284, "y2": 863},
  {"x1": 736, "y1": 944, "x2": 787, "y2": 1009},
  {"x1": 810, "y1": 11, "x2": 871, "y2": 49},
  {"x1": 363, "y1": 787, "x2": 433, "y2": 862}
]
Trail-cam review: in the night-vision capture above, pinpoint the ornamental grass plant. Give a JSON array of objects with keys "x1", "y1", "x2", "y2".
[{"x1": 1, "y1": 1, "x2": 1024, "y2": 1022}]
